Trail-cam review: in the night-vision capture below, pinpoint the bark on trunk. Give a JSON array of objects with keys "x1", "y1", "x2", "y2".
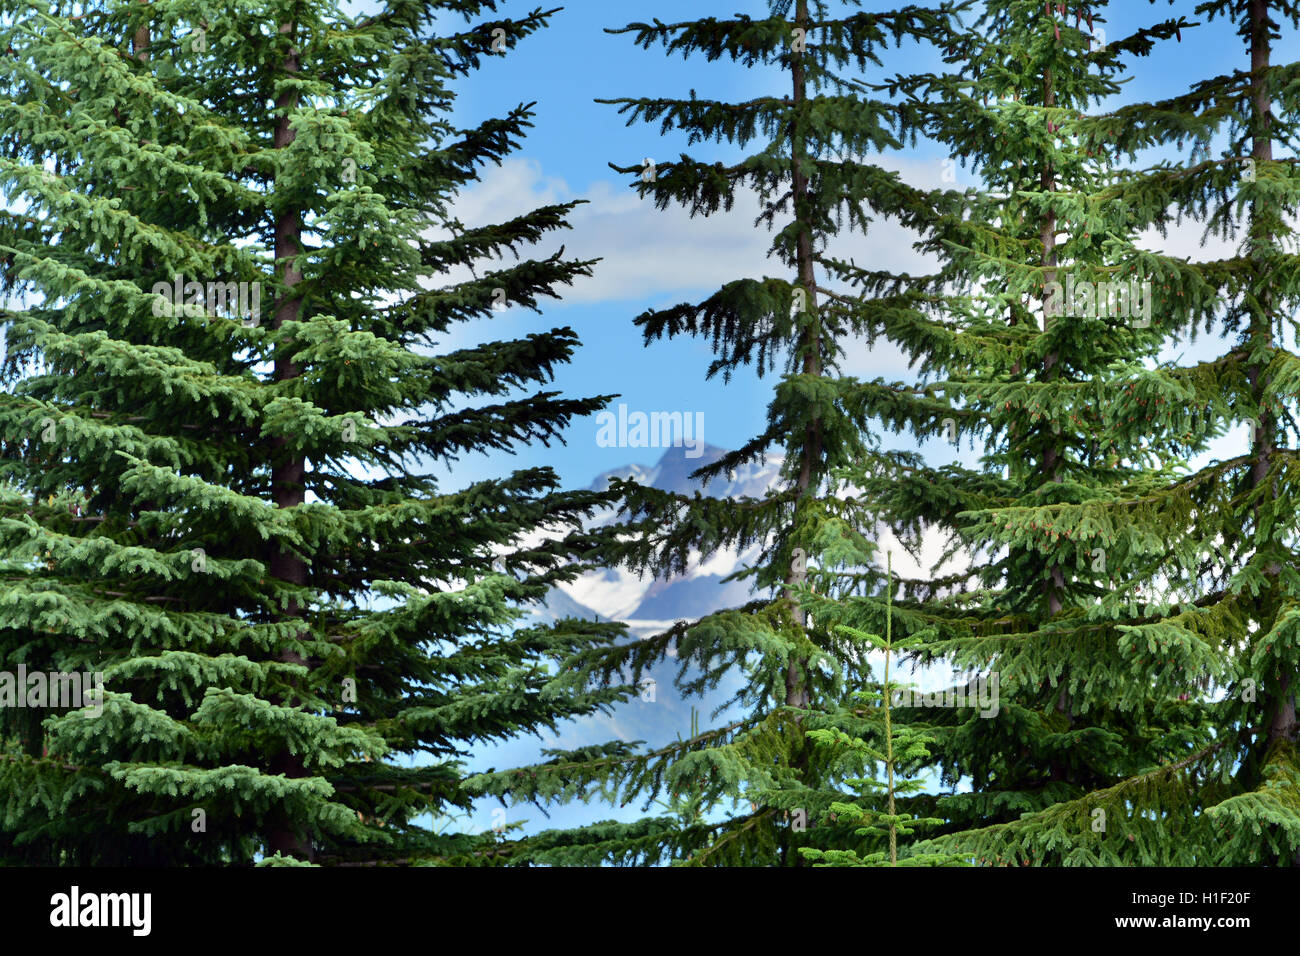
[
  {"x1": 265, "y1": 15, "x2": 313, "y2": 862},
  {"x1": 783, "y1": 0, "x2": 818, "y2": 713},
  {"x1": 1246, "y1": 0, "x2": 1297, "y2": 864}
]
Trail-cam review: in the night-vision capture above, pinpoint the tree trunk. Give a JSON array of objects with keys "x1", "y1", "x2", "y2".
[
  {"x1": 1246, "y1": 0, "x2": 1297, "y2": 864},
  {"x1": 783, "y1": 0, "x2": 818, "y2": 714},
  {"x1": 1040, "y1": 66, "x2": 1065, "y2": 617},
  {"x1": 265, "y1": 15, "x2": 313, "y2": 863}
]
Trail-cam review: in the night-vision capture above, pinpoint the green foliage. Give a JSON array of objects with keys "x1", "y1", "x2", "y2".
[
  {"x1": 825, "y1": 0, "x2": 1228, "y2": 866},
  {"x1": 0, "y1": 0, "x2": 633, "y2": 865}
]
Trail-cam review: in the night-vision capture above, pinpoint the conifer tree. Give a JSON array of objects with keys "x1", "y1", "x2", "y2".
[
  {"x1": 0, "y1": 0, "x2": 634, "y2": 865},
  {"x1": 820, "y1": 0, "x2": 1224, "y2": 865},
  {"x1": 1008, "y1": 0, "x2": 1300, "y2": 865},
  {"x1": 501, "y1": 0, "x2": 961, "y2": 867},
  {"x1": 800, "y1": 555, "x2": 968, "y2": 866}
]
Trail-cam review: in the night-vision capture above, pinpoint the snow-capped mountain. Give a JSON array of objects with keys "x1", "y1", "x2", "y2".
[{"x1": 539, "y1": 444, "x2": 784, "y2": 636}]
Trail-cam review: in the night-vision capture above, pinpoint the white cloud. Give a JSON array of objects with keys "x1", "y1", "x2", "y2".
[
  {"x1": 447, "y1": 153, "x2": 950, "y2": 312},
  {"x1": 445, "y1": 157, "x2": 768, "y2": 306}
]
